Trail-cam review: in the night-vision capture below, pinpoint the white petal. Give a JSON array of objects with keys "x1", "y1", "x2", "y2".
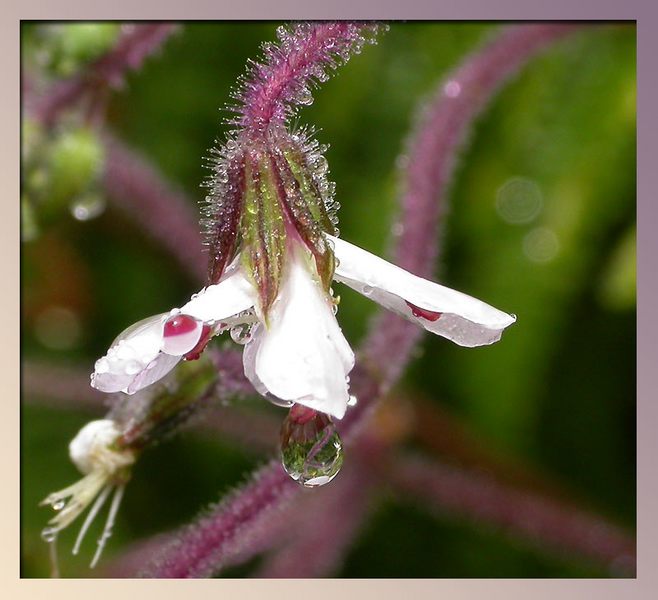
[
  {"x1": 91, "y1": 314, "x2": 167, "y2": 394},
  {"x1": 244, "y1": 255, "x2": 355, "y2": 419},
  {"x1": 91, "y1": 266, "x2": 256, "y2": 395},
  {"x1": 125, "y1": 353, "x2": 181, "y2": 394},
  {"x1": 180, "y1": 267, "x2": 255, "y2": 324},
  {"x1": 329, "y1": 235, "x2": 516, "y2": 347}
]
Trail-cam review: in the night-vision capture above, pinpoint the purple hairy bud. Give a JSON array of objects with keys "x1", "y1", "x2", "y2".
[{"x1": 200, "y1": 23, "x2": 385, "y2": 312}]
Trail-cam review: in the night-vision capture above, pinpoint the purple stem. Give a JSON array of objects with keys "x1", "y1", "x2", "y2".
[
  {"x1": 237, "y1": 22, "x2": 379, "y2": 133},
  {"x1": 362, "y1": 23, "x2": 581, "y2": 388},
  {"x1": 23, "y1": 352, "x2": 277, "y2": 452},
  {"x1": 254, "y1": 458, "x2": 376, "y2": 578},
  {"x1": 391, "y1": 453, "x2": 636, "y2": 576},
  {"x1": 102, "y1": 135, "x2": 206, "y2": 282},
  {"x1": 36, "y1": 24, "x2": 178, "y2": 127},
  {"x1": 22, "y1": 360, "x2": 107, "y2": 413},
  {"x1": 139, "y1": 461, "x2": 298, "y2": 578}
]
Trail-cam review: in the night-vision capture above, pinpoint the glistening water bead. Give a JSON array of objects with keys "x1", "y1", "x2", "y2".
[
  {"x1": 162, "y1": 314, "x2": 203, "y2": 355},
  {"x1": 280, "y1": 404, "x2": 344, "y2": 488}
]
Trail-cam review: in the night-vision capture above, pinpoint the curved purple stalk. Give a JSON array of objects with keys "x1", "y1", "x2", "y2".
[
  {"x1": 254, "y1": 458, "x2": 376, "y2": 578},
  {"x1": 22, "y1": 360, "x2": 108, "y2": 413},
  {"x1": 36, "y1": 24, "x2": 178, "y2": 127},
  {"x1": 139, "y1": 461, "x2": 297, "y2": 578},
  {"x1": 363, "y1": 23, "x2": 581, "y2": 388},
  {"x1": 235, "y1": 22, "x2": 381, "y2": 133},
  {"x1": 102, "y1": 135, "x2": 206, "y2": 282},
  {"x1": 391, "y1": 453, "x2": 635, "y2": 575}
]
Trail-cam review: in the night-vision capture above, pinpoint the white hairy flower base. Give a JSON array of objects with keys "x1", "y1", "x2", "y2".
[
  {"x1": 91, "y1": 236, "x2": 516, "y2": 419},
  {"x1": 41, "y1": 420, "x2": 135, "y2": 570}
]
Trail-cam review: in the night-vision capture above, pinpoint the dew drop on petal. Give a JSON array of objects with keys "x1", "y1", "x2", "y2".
[
  {"x1": 230, "y1": 323, "x2": 253, "y2": 345},
  {"x1": 405, "y1": 301, "x2": 442, "y2": 322},
  {"x1": 52, "y1": 500, "x2": 65, "y2": 511},
  {"x1": 265, "y1": 392, "x2": 294, "y2": 408},
  {"x1": 280, "y1": 404, "x2": 344, "y2": 488},
  {"x1": 162, "y1": 314, "x2": 203, "y2": 355}
]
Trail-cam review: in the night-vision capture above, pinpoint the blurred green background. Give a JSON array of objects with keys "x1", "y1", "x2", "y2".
[{"x1": 21, "y1": 23, "x2": 635, "y2": 577}]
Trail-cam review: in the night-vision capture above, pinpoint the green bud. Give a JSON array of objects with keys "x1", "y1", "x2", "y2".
[{"x1": 44, "y1": 24, "x2": 121, "y2": 77}]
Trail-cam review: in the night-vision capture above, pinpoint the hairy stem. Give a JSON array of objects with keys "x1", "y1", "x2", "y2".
[
  {"x1": 102, "y1": 135, "x2": 206, "y2": 282},
  {"x1": 363, "y1": 23, "x2": 581, "y2": 387},
  {"x1": 36, "y1": 24, "x2": 178, "y2": 127},
  {"x1": 391, "y1": 453, "x2": 635, "y2": 576},
  {"x1": 254, "y1": 456, "x2": 376, "y2": 577},
  {"x1": 139, "y1": 461, "x2": 297, "y2": 578},
  {"x1": 237, "y1": 22, "x2": 381, "y2": 133}
]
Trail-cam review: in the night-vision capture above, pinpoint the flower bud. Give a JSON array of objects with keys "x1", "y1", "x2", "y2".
[{"x1": 203, "y1": 125, "x2": 337, "y2": 315}]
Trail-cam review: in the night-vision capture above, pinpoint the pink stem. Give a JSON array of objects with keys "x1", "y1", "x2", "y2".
[
  {"x1": 391, "y1": 453, "x2": 635, "y2": 576},
  {"x1": 254, "y1": 459, "x2": 376, "y2": 578},
  {"x1": 362, "y1": 24, "x2": 581, "y2": 388},
  {"x1": 36, "y1": 24, "x2": 178, "y2": 127},
  {"x1": 102, "y1": 135, "x2": 206, "y2": 282},
  {"x1": 138, "y1": 460, "x2": 298, "y2": 578},
  {"x1": 238, "y1": 22, "x2": 379, "y2": 133}
]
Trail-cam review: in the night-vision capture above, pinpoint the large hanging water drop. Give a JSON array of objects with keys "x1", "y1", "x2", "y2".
[{"x1": 280, "y1": 404, "x2": 344, "y2": 488}]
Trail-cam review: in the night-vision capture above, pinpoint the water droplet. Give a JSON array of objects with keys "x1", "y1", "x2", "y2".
[
  {"x1": 362, "y1": 285, "x2": 374, "y2": 296},
  {"x1": 406, "y1": 301, "x2": 442, "y2": 322},
  {"x1": 52, "y1": 500, "x2": 65, "y2": 511},
  {"x1": 296, "y1": 86, "x2": 314, "y2": 106},
  {"x1": 443, "y1": 80, "x2": 462, "y2": 98},
  {"x1": 266, "y1": 392, "x2": 294, "y2": 408},
  {"x1": 230, "y1": 323, "x2": 253, "y2": 345},
  {"x1": 183, "y1": 324, "x2": 213, "y2": 360},
  {"x1": 348, "y1": 395, "x2": 357, "y2": 407},
  {"x1": 280, "y1": 404, "x2": 344, "y2": 488},
  {"x1": 162, "y1": 314, "x2": 203, "y2": 355},
  {"x1": 70, "y1": 194, "x2": 106, "y2": 221},
  {"x1": 41, "y1": 527, "x2": 58, "y2": 543},
  {"x1": 313, "y1": 155, "x2": 328, "y2": 176}
]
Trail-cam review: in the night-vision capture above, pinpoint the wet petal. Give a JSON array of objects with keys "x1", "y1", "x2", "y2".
[
  {"x1": 180, "y1": 266, "x2": 255, "y2": 323},
  {"x1": 330, "y1": 235, "x2": 516, "y2": 347},
  {"x1": 244, "y1": 255, "x2": 354, "y2": 419},
  {"x1": 91, "y1": 266, "x2": 257, "y2": 395},
  {"x1": 91, "y1": 314, "x2": 168, "y2": 394},
  {"x1": 125, "y1": 353, "x2": 181, "y2": 394}
]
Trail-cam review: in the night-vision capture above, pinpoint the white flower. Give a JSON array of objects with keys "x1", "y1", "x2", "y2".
[
  {"x1": 41, "y1": 419, "x2": 135, "y2": 568},
  {"x1": 91, "y1": 235, "x2": 515, "y2": 419}
]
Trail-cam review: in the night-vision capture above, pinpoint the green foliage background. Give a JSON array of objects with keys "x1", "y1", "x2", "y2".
[{"x1": 22, "y1": 23, "x2": 636, "y2": 577}]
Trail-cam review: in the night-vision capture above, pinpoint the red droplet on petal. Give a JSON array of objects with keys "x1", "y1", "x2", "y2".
[
  {"x1": 163, "y1": 314, "x2": 199, "y2": 338},
  {"x1": 406, "y1": 301, "x2": 442, "y2": 322},
  {"x1": 183, "y1": 324, "x2": 213, "y2": 361}
]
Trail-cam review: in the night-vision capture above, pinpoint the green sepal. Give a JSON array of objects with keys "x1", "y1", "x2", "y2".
[{"x1": 240, "y1": 149, "x2": 287, "y2": 316}]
